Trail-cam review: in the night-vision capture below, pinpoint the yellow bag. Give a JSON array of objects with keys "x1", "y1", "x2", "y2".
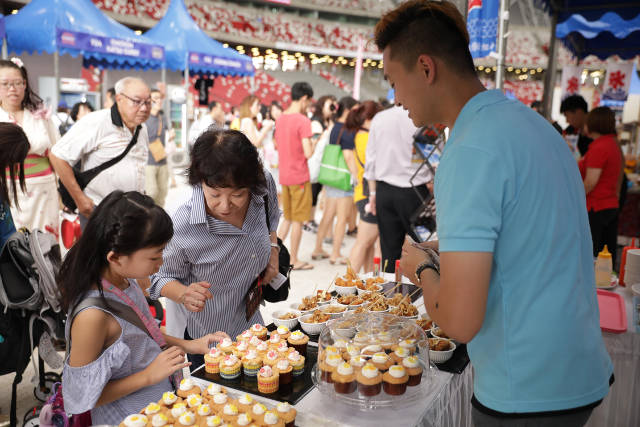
[{"x1": 148, "y1": 116, "x2": 166, "y2": 162}]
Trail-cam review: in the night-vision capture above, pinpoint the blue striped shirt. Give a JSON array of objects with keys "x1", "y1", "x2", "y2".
[{"x1": 149, "y1": 170, "x2": 280, "y2": 339}]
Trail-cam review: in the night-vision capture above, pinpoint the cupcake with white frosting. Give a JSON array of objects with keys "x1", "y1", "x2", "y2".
[{"x1": 177, "y1": 378, "x2": 201, "y2": 398}]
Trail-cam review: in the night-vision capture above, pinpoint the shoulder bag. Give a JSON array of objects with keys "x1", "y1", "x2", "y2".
[
  {"x1": 58, "y1": 125, "x2": 141, "y2": 212},
  {"x1": 317, "y1": 125, "x2": 352, "y2": 191},
  {"x1": 148, "y1": 115, "x2": 167, "y2": 162}
]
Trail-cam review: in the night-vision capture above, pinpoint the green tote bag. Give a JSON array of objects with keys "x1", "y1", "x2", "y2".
[{"x1": 317, "y1": 126, "x2": 352, "y2": 191}]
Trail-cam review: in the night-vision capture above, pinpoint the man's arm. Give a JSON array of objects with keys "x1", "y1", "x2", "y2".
[
  {"x1": 583, "y1": 168, "x2": 602, "y2": 194},
  {"x1": 302, "y1": 137, "x2": 313, "y2": 159},
  {"x1": 49, "y1": 153, "x2": 95, "y2": 217}
]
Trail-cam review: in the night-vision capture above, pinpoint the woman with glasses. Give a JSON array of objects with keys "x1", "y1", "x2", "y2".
[{"x1": 0, "y1": 58, "x2": 60, "y2": 236}]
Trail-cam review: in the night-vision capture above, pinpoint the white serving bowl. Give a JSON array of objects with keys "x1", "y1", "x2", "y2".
[
  {"x1": 428, "y1": 338, "x2": 456, "y2": 363},
  {"x1": 320, "y1": 304, "x2": 348, "y2": 319},
  {"x1": 289, "y1": 302, "x2": 316, "y2": 316},
  {"x1": 334, "y1": 283, "x2": 358, "y2": 296},
  {"x1": 356, "y1": 284, "x2": 383, "y2": 295},
  {"x1": 298, "y1": 314, "x2": 328, "y2": 335},
  {"x1": 271, "y1": 309, "x2": 301, "y2": 329},
  {"x1": 308, "y1": 294, "x2": 333, "y2": 305}
]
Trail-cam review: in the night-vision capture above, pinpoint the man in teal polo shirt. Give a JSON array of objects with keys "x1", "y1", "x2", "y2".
[{"x1": 377, "y1": 1, "x2": 613, "y2": 425}]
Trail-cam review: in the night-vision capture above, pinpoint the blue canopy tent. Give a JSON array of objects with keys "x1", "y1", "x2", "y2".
[
  {"x1": 0, "y1": 14, "x2": 5, "y2": 58},
  {"x1": 144, "y1": 0, "x2": 253, "y2": 77},
  {"x1": 536, "y1": 1, "x2": 640, "y2": 116},
  {"x1": 5, "y1": 0, "x2": 165, "y2": 107}
]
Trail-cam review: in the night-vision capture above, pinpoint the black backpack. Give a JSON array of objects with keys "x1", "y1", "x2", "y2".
[{"x1": 58, "y1": 115, "x2": 72, "y2": 136}]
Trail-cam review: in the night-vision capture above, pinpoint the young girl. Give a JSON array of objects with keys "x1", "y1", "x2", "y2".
[
  {"x1": 0, "y1": 122, "x2": 30, "y2": 247},
  {"x1": 58, "y1": 191, "x2": 228, "y2": 425}
]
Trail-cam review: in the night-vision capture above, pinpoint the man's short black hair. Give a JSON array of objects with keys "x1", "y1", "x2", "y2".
[
  {"x1": 291, "y1": 82, "x2": 314, "y2": 101},
  {"x1": 560, "y1": 95, "x2": 588, "y2": 113},
  {"x1": 106, "y1": 87, "x2": 116, "y2": 98},
  {"x1": 208, "y1": 100, "x2": 219, "y2": 110}
]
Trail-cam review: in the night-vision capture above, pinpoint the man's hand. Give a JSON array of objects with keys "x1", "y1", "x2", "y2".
[
  {"x1": 77, "y1": 194, "x2": 95, "y2": 218},
  {"x1": 400, "y1": 240, "x2": 431, "y2": 286},
  {"x1": 180, "y1": 282, "x2": 213, "y2": 312}
]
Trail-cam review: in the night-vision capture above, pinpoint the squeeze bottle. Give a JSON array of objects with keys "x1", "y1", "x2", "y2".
[{"x1": 595, "y1": 245, "x2": 613, "y2": 287}]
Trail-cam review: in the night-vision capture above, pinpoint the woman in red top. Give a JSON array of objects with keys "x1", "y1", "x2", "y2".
[{"x1": 579, "y1": 107, "x2": 623, "y2": 266}]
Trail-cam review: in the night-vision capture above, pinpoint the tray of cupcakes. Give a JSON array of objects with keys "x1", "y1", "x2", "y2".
[
  {"x1": 192, "y1": 323, "x2": 317, "y2": 405},
  {"x1": 311, "y1": 311, "x2": 433, "y2": 409},
  {"x1": 116, "y1": 380, "x2": 298, "y2": 427}
]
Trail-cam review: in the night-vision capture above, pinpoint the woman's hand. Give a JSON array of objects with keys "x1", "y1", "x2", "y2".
[
  {"x1": 143, "y1": 346, "x2": 190, "y2": 385},
  {"x1": 185, "y1": 332, "x2": 231, "y2": 354},
  {"x1": 400, "y1": 241, "x2": 431, "y2": 286},
  {"x1": 179, "y1": 282, "x2": 213, "y2": 312},
  {"x1": 263, "y1": 247, "x2": 280, "y2": 284}
]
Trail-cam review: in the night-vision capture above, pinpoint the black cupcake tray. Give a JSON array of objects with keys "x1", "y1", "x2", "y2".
[{"x1": 192, "y1": 345, "x2": 318, "y2": 405}]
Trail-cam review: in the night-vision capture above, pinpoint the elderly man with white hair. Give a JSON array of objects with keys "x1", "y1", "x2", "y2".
[{"x1": 50, "y1": 77, "x2": 152, "y2": 224}]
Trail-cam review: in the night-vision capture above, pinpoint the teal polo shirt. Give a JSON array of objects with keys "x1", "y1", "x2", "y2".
[{"x1": 435, "y1": 90, "x2": 612, "y2": 413}]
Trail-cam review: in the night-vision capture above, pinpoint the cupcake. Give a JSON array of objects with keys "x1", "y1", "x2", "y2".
[
  {"x1": 158, "y1": 391, "x2": 180, "y2": 408},
  {"x1": 177, "y1": 378, "x2": 201, "y2": 398},
  {"x1": 196, "y1": 403, "x2": 214, "y2": 419},
  {"x1": 205, "y1": 383, "x2": 226, "y2": 398},
  {"x1": 255, "y1": 340, "x2": 269, "y2": 356},
  {"x1": 236, "y1": 413, "x2": 253, "y2": 426},
  {"x1": 383, "y1": 364, "x2": 409, "y2": 395},
  {"x1": 170, "y1": 402, "x2": 188, "y2": 420},
  {"x1": 237, "y1": 330, "x2": 254, "y2": 343},
  {"x1": 331, "y1": 362, "x2": 357, "y2": 394},
  {"x1": 149, "y1": 413, "x2": 170, "y2": 427},
  {"x1": 371, "y1": 352, "x2": 393, "y2": 371},
  {"x1": 333, "y1": 339, "x2": 349, "y2": 352},
  {"x1": 275, "y1": 325, "x2": 291, "y2": 340},
  {"x1": 177, "y1": 411, "x2": 197, "y2": 426},
  {"x1": 377, "y1": 331, "x2": 394, "y2": 349},
  {"x1": 391, "y1": 346, "x2": 411, "y2": 364},
  {"x1": 361, "y1": 344, "x2": 383, "y2": 356},
  {"x1": 403, "y1": 355, "x2": 423, "y2": 386},
  {"x1": 398, "y1": 339, "x2": 417, "y2": 353},
  {"x1": 251, "y1": 403, "x2": 268, "y2": 424},
  {"x1": 205, "y1": 415, "x2": 223, "y2": 427},
  {"x1": 234, "y1": 341, "x2": 249, "y2": 358},
  {"x1": 250, "y1": 323, "x2": 268, "y2": 340},
  {"x1": 236, "y1": 393, "x2": 254, "y2": 413},
  {"x1": 275, "y1": 402, "x2": 297, "y2": 427},
  {"x1": 262, "y1": 411, "x2": 285, "y2": 427},
  {"x1": 319, "y1": 353, "x2": 342, "y2": 383},
  {"x1": 242, "y1": 350, "x2": 263, "y2": 377},
  {"x1": 343, "y1": 344, "x2": 361, "y2": 361},
  {"x1": 248, "y1": 335, "x2": 263, "y2": 348},
  {"x1": 276, "y1": 341, "x2": 290, "y2": 357},
  {"x1": 257, "y1": 365, "x2": 279, "y2": 394},
  {"x1": 356, "y1": 363, "x2": 383, "y2": 396},
  {"x1": 142, "y1": 402, "x2": 163, "y2": 418},
  {"x1": 349, "y1": 355, "x2": 368, "y2": 369},
  {"x1": 268, "y1": 332, "x2": 281, "y2": 347},
  {"x1": 210, "y1": 392, "x2": 229, "y2": 412},
  {"x1": 120, "y1": 414, "x2": 148, "y2": 427},
  {"x1": 220, "y1": 354, "x2": 242, "y2": 380},
  {"x1": 287, "y1": 350, "x2": 305, "y2": 376},
  {"x1": 353, "y1": 331, "x2": 370, "y2": 344},
  {"x1": 221, "y1": 403, "x2": 239, "y2": 423},
  {"x1": 218, "y1": 338, "x2": 235, "y2": 354},
  {"x1": 287, "y1": 331, "x2": 309, "y2": 355},
  {"x1": 185, "y1": 394, "x2": 203, "y2": 409},
  {"x1": 276, "y1": 359, "x2": 293, "y2": 385},
  {"x1": 205, "y1": 347, "x2": 224, "y2": 374},
  {"x1": 263, "y1": 350, "x2": 280, "y2": 367}
]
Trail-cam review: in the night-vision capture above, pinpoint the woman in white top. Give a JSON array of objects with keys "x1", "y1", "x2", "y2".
[
  {"x1": 238, "y1": 95, "x2": 273, "y2": 157},
  {"x1": 0, "y1": 58, "x2": 60, "y2": 236}
]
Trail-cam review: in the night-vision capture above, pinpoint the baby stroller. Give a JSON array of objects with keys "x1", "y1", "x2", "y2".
[{"x1": 0, "y1": 228, "x2": 65, "y2": 427}]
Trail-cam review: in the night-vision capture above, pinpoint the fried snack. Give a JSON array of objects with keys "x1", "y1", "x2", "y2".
[
  {"x1": 367, "y1": 294, "x2": 389, "y2": 312},
  {"x1": 298, "y1": 296, "x2": 318, "y2": 311},
  {"x1": 428, "y1": 338, "x2": 452, "y2": 351},
  {"x1": 337, "y1": 294, "x2": 356, "y2": 304},
  {"x1": 361, "y1": 291, "x2": 382, "y2": 302},
  {"x1": 306, "y1": 310, "x2": 331, "y2": 323},
  {"x1": 374, "y1": 276, "x2": 385, "y2": 283},
  {"x1": 279, "y1": 312, "x2": 299, "y2": 320},
  {"x1": 353, "y1": 304, "x2": 369, "y2": 314},
  {"x1": 365, "y1": 277, "x2": 385, "y2": 287},
  {"x1": 432, "y1": 327, "x2": 450, "y2": 339},
  {"x1": 321, "y1": 305, "x2": 347, "y2": 314},
  {"x1": 415, "y1": 318, "x2": 434, "y2": 331},
  {"x1": 345, "y1": 264, "x2": 358, "y2": 281},
  {"x1": 335, "y1": 277, "x2": 356, "y2": 287},
  {"x1": 389, "y1": 301, "x2": 418, "y2": 317},
  {"x1": 316, "y1": 290, "x2": 332, "y2": 302},
  {"x1": 386, "y1": 293, "x2": 406, "y2": 306}
]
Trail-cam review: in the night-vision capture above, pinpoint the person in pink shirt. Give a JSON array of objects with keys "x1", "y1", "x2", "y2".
[{"x1": 274, "y1": 82, "x2": 315, "y2": 270}]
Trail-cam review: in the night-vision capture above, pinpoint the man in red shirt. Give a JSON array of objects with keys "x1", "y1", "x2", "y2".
[
  {"x1": 579, "y1": 106, "x2": 623, "y2": 266},
  {"x1": 274, "y1": 82, "x2": 315, "y2": 270}
]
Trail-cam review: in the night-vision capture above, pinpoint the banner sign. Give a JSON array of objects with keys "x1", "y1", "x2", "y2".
[
  {"x1": 560, "y1": 65, "x2": 582, "y2": 99},
  {"x1": 189, "y1": 51, "x2": 253, "y2": 73},
  {"x1": 467, "y1": 0, "x2": 499, "y2": 59},
  {"x1": 57, "y1": 29, "x2": 164, "y2": 61},
  {"x1": 603, "y1": 62, "x2": 633, "y2": 101}
]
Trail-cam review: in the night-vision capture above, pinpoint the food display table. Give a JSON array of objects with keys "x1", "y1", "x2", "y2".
[{"x1": 586, "y1": 286, "x2": 640, "y2": 427}]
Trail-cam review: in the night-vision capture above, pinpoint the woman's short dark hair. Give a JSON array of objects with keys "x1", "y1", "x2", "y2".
[
  {"x1": 336, "y1": 96, "x2": 358, "y2": 119},
  {"x1": 0, "y1": 59, "x2": 44, "y2": 112},
  {"x1": 345, "y1": 100, "x2": 383, "y2": 131},
  {"x1": 57, "y1": 191, "x2": 173, "y2": 313},
  {"x1": 560, "y1": 95, "x2": 588, "y2": 114},
  {"x1": 70, "y1": 101, "x2": 95, "y2": 122},
  {"x1": 188, "y1": 129, "x2": 266, "y2": 193},
  {"x1": 312, "y1": 95, "x2": 337, "y2": 128},
  {"x1": 586, "y1": 107, "x2": 616, "y2": 135},
  {"x1": 0, "y1": 123, "x2": 29, "y2": 207}
]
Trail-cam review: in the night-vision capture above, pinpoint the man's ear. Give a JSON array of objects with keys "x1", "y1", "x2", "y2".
[{"x1": 417, "y1": 54, "x2": 436, "y2": 84}]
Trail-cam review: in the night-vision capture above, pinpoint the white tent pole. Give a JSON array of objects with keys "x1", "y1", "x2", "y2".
[
  {"x1": 495, "y1": 0, "x2": 510, "y2": 91},
  {"x1": 542, "y1": 10, "x2": 559, "y2": 119},
  {"x1": 182, "y1": 55, "x2": 189, "y2": 150},
  {"x1": 54, "y1": 51, "x2": 60, "y2": 110},
  {"x1": 1, "y1": 39, "x2": 7, "y2": 60}
]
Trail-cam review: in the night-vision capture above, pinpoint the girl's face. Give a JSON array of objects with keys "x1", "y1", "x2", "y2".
[
  {"x1": 0, "y1": 67, "x2": 26, "y2": 110},
  {"x1": 202, "y1": 184, "x2": 251, "y2": 221},
  {"x1": 109, "y1": 245, "x2": 166, "y2": 280},
  {"x1": 322, "y1": 99, "x2": 335, "y2": 119}
]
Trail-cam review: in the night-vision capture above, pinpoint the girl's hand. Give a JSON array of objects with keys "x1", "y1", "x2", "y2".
[
  {"x1": 187, "y1": 332, "x2": 231, "y2": 354},
  {"x1": 144, "y1": 346, "x2": 190, "y2": 385}
]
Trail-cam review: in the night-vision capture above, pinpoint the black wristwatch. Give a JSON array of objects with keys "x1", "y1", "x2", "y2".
[{"x1": 415, "y1": 261, "x2": 439, "y2": 284}]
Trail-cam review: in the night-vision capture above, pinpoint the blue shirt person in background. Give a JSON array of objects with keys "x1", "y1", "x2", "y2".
[
  {"x1": 377, "y1": 1, "x2": 612, "y2": 426},
  {"x1": 0, "y1": 123, "x2": 30, "y2": 247}
]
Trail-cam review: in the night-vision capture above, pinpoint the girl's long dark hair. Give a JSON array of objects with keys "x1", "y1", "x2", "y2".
[
  {"x1": 311, "y1": 95, "x2": 336, "y2": 130},
  {"x1": 0, "y1": 123, "x2": 29, "y2": 207},
  {"x1": 0, "y1": 59, "x2": 43, "y2": 112},
  {"x1": 345, "y1": 100, "x2": 383, "y2": 132},
  {"x1": 57, "y1": 191, "x2": 174, "y2": 313}
]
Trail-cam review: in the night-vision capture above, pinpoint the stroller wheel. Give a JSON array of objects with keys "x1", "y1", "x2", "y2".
[
  {"x1": 44, "y1": 371, "x2": 61, "y2": 383},
  {"x1": 34, "y1": 377, "x2": 56, "y2": 402},
  {"x1": 23, "y1": 407, "x2": 41, "y2": 427}
]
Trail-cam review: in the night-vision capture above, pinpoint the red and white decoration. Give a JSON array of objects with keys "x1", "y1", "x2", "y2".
[
  {"x1": 602, "y1": 63, "x2": 634, "y2": 101},
  {"x1": 560, "y1": 65, "x2": 582, "y2": 99}
]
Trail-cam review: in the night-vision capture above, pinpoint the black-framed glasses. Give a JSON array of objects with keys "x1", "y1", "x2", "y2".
[
  {"x1": 0, "y1": 80, "x2": 26, "y2": 90},
  {"x1": 120, "y1": 93, "x2": 152, "y2": 109}
]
